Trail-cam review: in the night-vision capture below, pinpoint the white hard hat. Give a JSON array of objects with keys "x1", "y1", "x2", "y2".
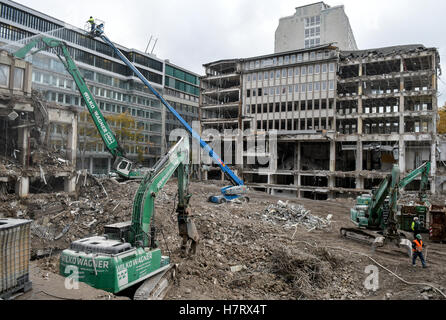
[{"x1": 414, "y1": 217, "x2": 419, "y2": 221}]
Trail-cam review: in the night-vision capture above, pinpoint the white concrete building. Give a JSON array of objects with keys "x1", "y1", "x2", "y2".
[{"x1": 275, "y1": 2, "x2": 358, "y2": 53}]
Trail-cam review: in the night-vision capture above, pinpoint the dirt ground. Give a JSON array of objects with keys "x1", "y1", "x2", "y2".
[{"x1": 2, "y1": 178, "x2": 446, "y2": 300}]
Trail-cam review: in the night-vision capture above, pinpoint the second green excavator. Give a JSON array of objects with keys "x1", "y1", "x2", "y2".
[{"x1": 340, "y1": 161, "x2": 431, "y2": 256}]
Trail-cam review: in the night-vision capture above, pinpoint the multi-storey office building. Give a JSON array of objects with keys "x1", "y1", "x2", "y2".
[
  {"x1": 275, "y1": 2, "x2": 357, "y2": 52},
  {"x1": 200, "y1": 44, "x2": 442, "y2": 198},
  {"x1": 0, "y1": 0, "x2": 198, "y2": 173}
]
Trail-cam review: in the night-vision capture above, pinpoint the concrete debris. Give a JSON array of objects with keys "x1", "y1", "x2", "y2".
[
  {"x1": 2, "y1": 175, "x2": 445, "y2": 300},
  {"x1": 340, "y1": 44, "x2": 431, "y2": 59},
  {"x1": 230, "y1": 265, "x2": 244, "y2": 272},
  {"x1": 263, "y1": 200, "x2": 332, "y2": 230}
]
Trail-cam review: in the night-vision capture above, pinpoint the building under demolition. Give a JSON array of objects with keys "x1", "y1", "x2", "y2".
[{"x1": 199, "y1": 44, "x2": 443, "y2": 199}]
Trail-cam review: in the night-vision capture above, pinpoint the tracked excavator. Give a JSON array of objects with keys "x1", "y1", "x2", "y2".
[
  {"x1": 59, "y1": 136, "x2": 198, "y2": 299},
  {"x1": 340, "y1": 161, "x2": 431, "y2": 256}
]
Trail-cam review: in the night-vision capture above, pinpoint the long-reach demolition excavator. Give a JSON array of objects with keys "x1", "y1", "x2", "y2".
[
  {"x1": 340, "y1": 161, "x2": 431, "y2": 256},
  {"x1": 13, "y1": 37, "x2": 147, "y2": 179},
  {"x1": 88, "y1": 23, "x2": 248, "y2": 204},
  {"x1": 59, "y1": 137, "x2": 198, "y2": 299}
]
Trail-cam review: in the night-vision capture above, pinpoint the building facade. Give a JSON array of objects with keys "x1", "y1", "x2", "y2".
[
  {"x1": 199, "y1": 44, "x2": 442, "y2": 198},
  {"x1": 164, "y1": 61, "x2": 200, "y2": 149},
  {"x1": 275, "y1": 2, "x2": 358, "y2": 53},
  {"x1": 0, "y1": 0, "x2": 199, "y2": 174}
]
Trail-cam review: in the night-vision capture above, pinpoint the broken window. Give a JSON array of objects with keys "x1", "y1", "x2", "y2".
[
  {"x1": 13, "y1": 67, "x2": 24, "y2": 90},
  {"x1": 0, "y1": 64, "x2": 10, "y2": 87}
]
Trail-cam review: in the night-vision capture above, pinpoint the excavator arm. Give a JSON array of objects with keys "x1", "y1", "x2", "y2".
[
  {"x1": 130, "y1": 136, "x2": 197, "y2": 251},
  {"x1": 13, "y1": 36, "x2": 142, "y2": 179},
  {"x1": 398, "y1": 161, "x2": 431, "y2": 201}
]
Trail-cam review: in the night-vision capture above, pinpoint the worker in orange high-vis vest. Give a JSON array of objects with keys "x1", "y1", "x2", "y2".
[{"x1": 412, "y1": 234, "x2": 427, "y2": 268}]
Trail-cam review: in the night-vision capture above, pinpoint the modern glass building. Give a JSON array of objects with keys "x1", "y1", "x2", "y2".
[
  {"x1": 164, "y1": 62, "x2": 200, "y2": 148},
  {"x1": 0, "y1": 0, "x2": 199, "y2": 173}
]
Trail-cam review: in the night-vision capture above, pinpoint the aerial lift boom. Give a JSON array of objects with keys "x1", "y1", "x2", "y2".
[
  {"x1": 90, "y1": 24, "x2": 247, "y2": 203},
  {"x1": 13, "y1": 36, "x2": 145, "y2": 179}
]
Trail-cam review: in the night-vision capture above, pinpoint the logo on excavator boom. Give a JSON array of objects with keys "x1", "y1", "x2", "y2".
[{"x1": 83, "y1": 92, "x2": 115, "y2": 146}]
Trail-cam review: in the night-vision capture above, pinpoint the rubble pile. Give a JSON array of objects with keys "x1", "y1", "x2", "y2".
[
  {"x1": 31, "y1": 148, "x2": 72, "y2": 168},
  {"x1": 262, "y1": 200, "x2": 332, "y2": 230},
  {"x1": 0, "y1": 176, "x2": 140, "y2": 260},
  {"x1": 270, "y1": 245, "x2": 352, "y2": 299},
  {"x1": 2, "y1": 176, "x2": 445, "y2": 300}
]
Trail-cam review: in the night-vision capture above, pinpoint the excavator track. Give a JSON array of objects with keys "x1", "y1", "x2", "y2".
[
  {"x1": 133, "y1": 264, "x2": 176, "y2": 300},
  {"x1": 340, "y1": 227, "x2": 413, "y2": 257}
]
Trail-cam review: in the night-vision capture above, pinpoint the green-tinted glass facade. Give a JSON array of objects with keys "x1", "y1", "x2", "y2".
[
  {"x1": 165, "y1": 64, "x2": 200, "y2": 97},
  {"x1": 165, "y1": 76, "x2": 199, "y2": 96}
]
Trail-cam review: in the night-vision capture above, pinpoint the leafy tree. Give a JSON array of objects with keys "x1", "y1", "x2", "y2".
[
  {"x1": 77, "y1": 110, "x2": 152, "y2": 170},
  {"x1": 438, "y1": 104, "x2": 446, "y2": 134}
]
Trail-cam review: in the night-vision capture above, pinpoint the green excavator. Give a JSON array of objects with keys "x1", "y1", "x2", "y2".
[
  {"x1": 13, "y1": 36, "x2": 147, "y2": 179},
  {"x1": 59, "y1": 136, "x2": 198, "y2": 299},
  {"x1": 340, "y1": 161, "x2": 431, "y2": 255}
]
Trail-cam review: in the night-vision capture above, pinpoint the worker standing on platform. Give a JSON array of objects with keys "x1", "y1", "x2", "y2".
[
  {"x1": 411, "y1": 216, "x2": 421, "y2": 239},
  {"x1": 412, "y1": 234, "x2": 427, "y2": 268},
  {"x1": 87, "y1": 16, "x2": 95, "y2": 32}
]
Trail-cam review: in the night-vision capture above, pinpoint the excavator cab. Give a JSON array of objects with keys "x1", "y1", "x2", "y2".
[{"x1": 113, "y1": 156, "x2": 133, "y2": 178}]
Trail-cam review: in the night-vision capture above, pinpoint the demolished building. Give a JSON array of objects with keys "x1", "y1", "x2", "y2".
[
  {"x1": 0, "y1": 50, "x2": 78, "y2": 197},
  {"x1": 199, "y1": 44, "x2": 442, "y2": 199}
]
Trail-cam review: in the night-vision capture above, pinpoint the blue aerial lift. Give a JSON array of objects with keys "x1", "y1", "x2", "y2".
[{"x1": 89, "y1": 23, "x2": 248, "y2": 203}]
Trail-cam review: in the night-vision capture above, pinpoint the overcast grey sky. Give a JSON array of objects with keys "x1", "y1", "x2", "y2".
[{"x1": 15, "y1": 0, "x2": 446, "y2": 106}]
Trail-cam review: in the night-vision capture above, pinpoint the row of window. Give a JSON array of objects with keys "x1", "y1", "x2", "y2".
[
  {"x1": 164, "y1": 87, "x2": 199, "y2": 103},
  {"x1": 244, "y1": 50, "x2": 333, "y2": 70},
  {"x1": 74, "y1": 140, "x2": 159, "y2": 155},
  {"x1": 42, "y1": 87, "x2": 162, "y2": 124},
  {"x1": 0, "y1": 4, "x2": 61, "y2": 33},
  {"x1": 246, "y1": 63, "x2": 335, "y2": 82},
  {"x1": 247, "y1": 100, "x2": 334, "y2": 115},
  {"x1": 1, "y1": 4, "x2": 163, "y2": 74},
  {"x1": 304, "y1": 15, "x2": 321, "y2": 28},
  {"x1": 305, "y1": 38, "x2": 321, "y2": 49},
  {"x1": 165, "y1": 76, "x2": 200, "y2": 97},
  {"x1": 0, "y1": 23, "x2": 33, "y2": 42},
  {"x1": 32, "y1": 69, "x2": 162, "y2": 111},
  {"x1": 246, "y1": 81, "x2": 335, "y2": 97},
  {"x1": 305, "y1": 26, "x2": 320, "y2": 38},
  {"x1": 166, "y1": 100, "x2": 199, "y2": 115}
]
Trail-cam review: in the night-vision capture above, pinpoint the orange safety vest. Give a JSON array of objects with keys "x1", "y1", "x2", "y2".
[{"x1": 412, "y1": 239, "x2": 423, "y2": 252}]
